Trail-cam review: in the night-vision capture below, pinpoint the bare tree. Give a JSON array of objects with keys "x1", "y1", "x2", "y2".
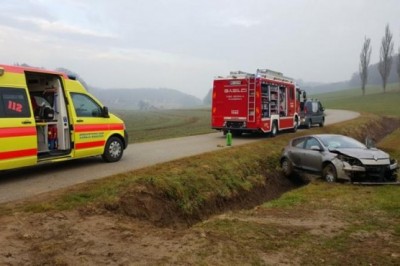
[
  {"x1": 378, "y1": 24, "x2": 394, "y2": 93},
  {"x1": 359, "y1": 37, "x2": 371, "y2": 96}
]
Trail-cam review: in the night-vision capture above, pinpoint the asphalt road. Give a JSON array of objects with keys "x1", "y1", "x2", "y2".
[{"x1": 0, "y1": 109, "x2": 359, "y2": 203}]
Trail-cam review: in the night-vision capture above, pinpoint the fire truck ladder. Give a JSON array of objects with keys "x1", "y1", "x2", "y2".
[{"x1": 247, "y1": 79, "x2": 256, "y2": 123}]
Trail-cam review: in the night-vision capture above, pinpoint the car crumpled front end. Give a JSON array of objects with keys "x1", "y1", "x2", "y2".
[{"x1": 332, "y1": 153, "x2": 398, "y2": 183}]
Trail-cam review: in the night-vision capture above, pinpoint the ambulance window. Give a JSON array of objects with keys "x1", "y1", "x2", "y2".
[
  {"x1": 70, "y1": 93, "x2": 103, "y2": 117},
  {"x1": 0, "y1": 87, "x2": 31, "y2": 118}
]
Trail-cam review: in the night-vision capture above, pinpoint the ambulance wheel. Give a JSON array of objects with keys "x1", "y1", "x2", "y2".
[{"x1": 102, "y1": 137, "x2": 124, "y2": 162}]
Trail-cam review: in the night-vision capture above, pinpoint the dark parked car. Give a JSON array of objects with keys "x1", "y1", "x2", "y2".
[
  {"x1": 280, "y1": 134, "x2": 398, "y2": 183},
  {"x1": 299, "y1": 99, "x2": 325, "y2": 128}
]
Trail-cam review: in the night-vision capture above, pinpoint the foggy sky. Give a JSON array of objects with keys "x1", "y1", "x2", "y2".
[{"x1": 0, "y1": 0, "x2": 399, "y2": 98}]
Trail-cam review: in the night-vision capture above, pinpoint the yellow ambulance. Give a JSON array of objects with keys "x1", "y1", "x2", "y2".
[{"x1": 0, "y1": 64, "x2": 128, "y2": 171}]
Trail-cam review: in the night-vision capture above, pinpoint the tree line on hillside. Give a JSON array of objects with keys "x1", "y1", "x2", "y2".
[
  {"x1": 359, "y1": 24, "x2": 400, "y2": 95},
  {"x1": 12, "y1": 63, "x2": 204, "y2": 109},
  {"x1": 90, "y1": 87, "x2": 202, "y2": 110}
]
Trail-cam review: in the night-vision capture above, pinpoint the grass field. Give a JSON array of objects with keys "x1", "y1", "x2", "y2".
[
  {"x1": 3, "y1": 112, "x2": 398, "y2": 265},
  {"x1": 313, "y1": 83, "x2": 400, "y2": 116},
  {"x1": 1, "y1": 83, "x2": 400, "y2": 264},
  {"x1": 114, "y1": 108, "x2": 214, "y2": 143},
  {"x1": 114, "y1": 83, "x2": 400, "y2": 145}
]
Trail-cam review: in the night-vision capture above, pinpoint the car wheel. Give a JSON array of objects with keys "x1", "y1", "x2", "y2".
[
  {"x1": 322, "y1": 163, "x2": 337, "y2": 183},
  {"x1": 319, "y1": 118, "x2": 325, "y2": 127},
  {"x1": 306, "y1": 119, "x2": 312, "y2": 129},
  {"x1": 281, "y1": 158, "x2": 293, "y2": 177},
  {"x1": 102, "y1": 136, "x2": 124, "y2": 162},
  {"x1": 270, "y1": 121, "x2": 278, "y2": 137}
]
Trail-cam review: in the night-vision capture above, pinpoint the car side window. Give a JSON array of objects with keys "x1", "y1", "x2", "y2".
[
  {"x1": 0, "y1": 87, "x2": 31, "y2": 118},
  {"x1": 70, "y1": 93, "x2": 103, "y2": 117},
  {"x1": 292, "y1": 137, "x2": 306, "y2": 149},
  {"x1": 305, "y1": 137, "x2": 321, "y2": 150}
]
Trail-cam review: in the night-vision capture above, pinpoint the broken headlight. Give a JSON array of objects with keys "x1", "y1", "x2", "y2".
[
  {"x1": 389, "y1": 158, "x2": 398, "y2": 170},
  {"x1": 337, "y1": 154, "x2": 363, "y2": 166}
]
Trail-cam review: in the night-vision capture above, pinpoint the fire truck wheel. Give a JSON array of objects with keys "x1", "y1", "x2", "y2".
[
  {"x1": 270, "y1": 121, "x2": 278, "y2": 137},
  {"x1": 102, "y1": 136, "x2": 124, "y2": 162}
]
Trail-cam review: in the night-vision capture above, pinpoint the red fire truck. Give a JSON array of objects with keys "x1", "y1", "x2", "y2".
[{"x1": 211, "y1": 69, "x2": 305, "y2": 136}]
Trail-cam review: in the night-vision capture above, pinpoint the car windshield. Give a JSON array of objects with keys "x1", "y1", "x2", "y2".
[{"x1": 318, "y1": 135, "x2": 366, "y2": 149}]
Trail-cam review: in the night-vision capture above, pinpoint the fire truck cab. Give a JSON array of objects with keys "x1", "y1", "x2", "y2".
[{"x1": 212, "y1": 69, "x2": 304, "y2": 136}]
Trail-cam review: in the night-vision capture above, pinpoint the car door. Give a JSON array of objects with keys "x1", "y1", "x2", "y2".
[
  {"x1": 301, "y1": 137, "x2": 323, "y2": 172},
  {"x1": 288, "y1": 137, "x2": 307, "y2": 168},
  {"x1": 69, "y1": 92, "x2": 108, "y2": 158},
  {"x1": 0, "y1": 87, "x2": 37, "y2": 170}
]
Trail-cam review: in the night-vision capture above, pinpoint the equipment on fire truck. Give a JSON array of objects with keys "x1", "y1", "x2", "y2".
[{"x1": 212, "y1": 68, "x2": 304, "y2": 136}]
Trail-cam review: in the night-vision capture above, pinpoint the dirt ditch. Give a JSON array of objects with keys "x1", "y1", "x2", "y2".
[
  {"x1": 117, "y1": 172, "x2": 303, "y2": 228},
  {"x1": 113, "y1": 116, "x2": 400, "y2": 228},
  {"x1": 0, "y1": 116, "x2": 399, "y2": 265}
]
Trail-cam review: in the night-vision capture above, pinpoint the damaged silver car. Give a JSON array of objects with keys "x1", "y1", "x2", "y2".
[{"x1": 280, "y1": 134, "x2": 398, "y2": 183}]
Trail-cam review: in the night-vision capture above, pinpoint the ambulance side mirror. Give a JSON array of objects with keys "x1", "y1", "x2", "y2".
[{"x1": 102, "y1": 106, "x2": 110, "y2": 118}]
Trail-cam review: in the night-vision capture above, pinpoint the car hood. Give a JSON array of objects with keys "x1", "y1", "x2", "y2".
[{"x1": 333, "y1": 148, "x2": 389, "y2": 160}]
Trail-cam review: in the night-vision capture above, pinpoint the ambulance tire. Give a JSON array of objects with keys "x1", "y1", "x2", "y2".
[{"x1": 102, "y1": 136, "x2": 124, "y2": 163}]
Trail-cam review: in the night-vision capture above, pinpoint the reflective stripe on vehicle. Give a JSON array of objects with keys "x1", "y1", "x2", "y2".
[
  {"x1": 0, "y1": 127, "x2": 36, "y2": 138},
  {"x1": 74, "y1": 124, "x2": 124, "y2": 132},
  {"x1": 75, "y1": 140, "x2": 105, "y2": 150},
  {"x1": 0, "y1": 148, "x2": 37, "y2": 160}
]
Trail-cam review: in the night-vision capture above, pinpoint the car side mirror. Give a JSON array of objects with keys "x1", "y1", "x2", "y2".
[
  {"x1": 365, "y1": 137, "x2": 375, "y2": 149},
  {"x1": 311, "y1": 145, "x2": 322, "y2": 151},
  {"x1": 102, "y1": 106, "x2": 110, "y2": 118}
]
